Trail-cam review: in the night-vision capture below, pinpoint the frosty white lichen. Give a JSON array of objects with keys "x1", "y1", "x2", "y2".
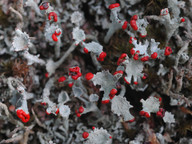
[
  {"x1": 59, "y1": 105, "x2": 70, "y2": 118},
  {"x1": 111, "y1": 96, "x2": 134, "y2": 121},
  {"x1": 12, "y1": 29, "x2": 30, "y2": 52},
  {"x1": 72, "y1": 27, "x2": 86, "y2": 45},
  {"x1": 117, "y1": 54, "x2": 144, "y2": 84},
  {"x1": 71, "y1": 11, "x2": 83, "y2": 25},
  {"x1": 163, "y1": 112, "x2": 175, "y2": 123},
  {"x1": 91, "y1": 70, "x2": 122, "y2": 102},
  {"x1": 140, "y1": 96, "x2": 160, "y2": 116},
  {"x1": 146, "y1": 6, "x2": 185, "y2": 44},
  {"x1": 104, "y1": 3, "x2": 128, "y2": 43},
  {"x1": 84, "y1": 128, "x2": 112, "y2": 144}
]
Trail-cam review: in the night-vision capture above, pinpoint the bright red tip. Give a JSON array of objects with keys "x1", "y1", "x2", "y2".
[
  {"x1": 102, "y1": 100, "x2": 110, "y2": 104},
  {"x1": 108, "y1": 3, "x2": 120, "y2": 9},
  {"x1": 52, "y1": 34, "x2": 58, "y2": 42},
  {"x1": 128, "y1": 117, "x2": 135, "y2": 123},
  {"x1": 68, "y1": 83, "x2": 73, "y2": 88},
  {"x1": 16, "y1": 109, "x2": 30, "y2": 123},
  {"x1": 130, "y1": 20, "x2": 138, "y2": 31},
  {"x1": 110, "y1": 89, "x2": 117, "y2": 95},
  {"x1": 99, "y1": 52, "x2": 107, "y2": 59},
  {"x1": 58, "y1": 76, "x2": 66, "y2": 82},
  {"x1": 45, "y1": 72, "x2": 49, "y2": 78},
  {"x1": 113, "y1": 70, "x2": 123, "y2": 75},
  {"x1": 134, "y1": 81, "x2": 138, "y2": 85},
  {"x1": 85, "y1": 73, "x2": 94, "y2": 80},
  {"x1": 78, "y1": 106, "x2": 84, "y2": 113},
  {"x1": 141, "y1": 56, "x2": 149, "y2": 62},
  {"x1": 180, "y1": 18, "x2": 185, "y2": 22},
  {"x1": 151, "y1": 52, "x2": 158, "y2": 59},
  {"x1": 164, "y1": 47, "x2": 172, "y2": 56},
  {"x1": 55, "y1": 108, "x2": 59, "y2": 114},
  {"x1": 48, "y1": 12, "x2": 58, "y2": 22},
  {"x1": 145, "y1": 112, "x2": 150, "y2": 118},
  {"x1": 83, "y1": 48, "x2": 89, "y2": 54},
  {"x1": 139, "y1": 111, "x2": 145, "y2": 116},
  {"x1": 82, "y1": 132, "x2": 89, "y2": 139},
  {"x1": 122, "y1": 21, "x2": 128, "y2": 30}
]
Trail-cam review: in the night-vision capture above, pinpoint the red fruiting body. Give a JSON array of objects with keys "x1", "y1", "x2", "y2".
[
  {"x1": 128, "y1": 117, "x2": 135, "y2": 123},
  {"x1": 109, "y1": 136, "x2": 112, "y2": 139},
  {"x1": 159, "y1": 97, "x2": 162, "y2": 102},
  {"x1": 45, "y1": 72, "x2": 49, "y2": 78},
  {"x1": 141, "y1": 56, "x2": 149, "y2": 62},
  {"x1": 92, "y1": 126, "x2": 95, "y2": 130},
  {"x1": 42, "y1": 2, "x2": 49, "y2": 10},
  {"x1": 55, "y1": 31, "x2": 61, "y2": 36},
  {"x1": 110, "y1": 89, "x2": 117, "y2": 95},
  {"x1": 129, "y1": 37, "x2": 137, "y2": 44},
  {"x1": 108, "y1": 3, "x2": 120, "y2": 9},
  {"x1": 46, "y1": 110, "x2": 50, "y2": 115},
  {"x1": 97, "y1": 57, "x2": 104, "y2": 61},
  {"x1": 55, "y1": 108, "x2": 59, "y2": 114},
  {"x1": 48, "y1": 12, "x2": 58, "y2": 22},
  {"x1": 68, "y1": 83, "x2": 73, "y2": 88},
  {"x1": 69, "y1": 66, "x2": 82, "y2": 80},
  {"x1": 83, "y1": 48, "x2": 89, "y2": 54},
  {"x1": 139, "y1": 33, "x2": 147, "y2": 38},
  {"x1": 113, "y1": 70, "x2": 123, "y2": 75},
  {"x1": 164, "y1": 47, "x2": 172, "y2": 56},
  {"x1": 52, "y1": 34, "x2": 58, "y2": 42},
  {"x1": 58, "y1": 76, "x2": 66, "y2": 82},
  {"x1": 102, "y1": 100, "x2": 110, "y2": 104},
  {"x1": 78, "y1": 106, "x2": 84, "y2": 113},
  {"x1": 82, "y1": 132, "x2": 89, "y2": 139},
  {"x1": 16, "y1": 109, "x2": 30, "y2": 123},
  {"x1": 85, "y1": 73, "x2": 94, "y2": 80},
  {"x1": 156, "y1": 111, "x2": 162, "y2": 117},
  {"x1": 109, "y1": 94, "x2": 115, "y2": 100},
  {"x1": 9, "y1": 105, "x2": 15, "y2": 112},
  {"x1": 131, "y1": 15, "x2": 138, "y2": 20},
  {"x1": 151, "y1": 52, "x2": 158, "y2": 59},
  {"x1": 117, "y1": 53, "x2": 127, "y2": 65},
  {"x1": 76, "y1": 113, "x2": 81, "y2": 117},
  {"x1": 142, "y1": 74, "x2": 147, "y2": 80},
  {"x1": 156, "y1": 108, "x2": 165, "y2": 118},
  {"x1": 159, "y1": 108, "x2": 164, "y2": 112},
  {"x1": 124, "y1": 77, "x2": 130, "y2": 85},
  {"x1": 145, "y1": 112, "x2": 150, "y2": 118},
  {"x1": 130, "y1": 20, "x2": 138, "y2": 31},
  {"x1": 41, "y1": 102, "x2": 46, "y2": 106},
  {"x1": 122, "y1": 21, "x2": 128, "y2": 30},
  {"x1": 134, "y1": 81, "x2": 138, "y2": 85},
  {"x1": 133, "y1": 54, "x2": 139, "y2": 60},
  {"x1": 139, "y1": 111, "x2": 145, "y2": 116},
  {"x1": 180, "y1": 18, "x2": 185, "y2": 22},
  {"x1": 130, "y1": 48, "x2": 135, "y2": 55},
  {"x1": 39, "y1": 5, "x2": 44, "y2": 10},
  {"x1": 99, "y1": 52, "x2": 107, "y2": 59},
  {"x1": 39, "y1": 2, "x2": 49, "y2": 10}
]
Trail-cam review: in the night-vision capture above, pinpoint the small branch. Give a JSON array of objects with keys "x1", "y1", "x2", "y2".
[
  {"x1": 175, "y1": 70, "x2": 184, "y2": 93},
  {"x1": 174, "y1": 41, "x2": 189, "y2": 69},
  {"x1": 165, "y1": 69, "x2": 173, "y2": 96},
  {"x1": 31, "y1": 108, "x2": 47, "y2": 129},
  {"x1": 9, "y1": 6, "x2": 23, "y2": 29},
  {"x1": 0, "y1": 102, "x2": 24, "y2": 127},
  {"x1": 0, "y1": 134, "x2": 23, "y2": 144}
]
